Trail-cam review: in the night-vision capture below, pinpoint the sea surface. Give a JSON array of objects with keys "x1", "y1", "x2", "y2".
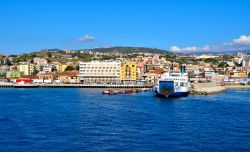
[{"x1": 0, "y1": 88, "x2": 250, "y2": 152}]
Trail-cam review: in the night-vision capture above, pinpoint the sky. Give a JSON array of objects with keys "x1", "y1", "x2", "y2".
[{"x1": 0, "y1": 0, "x2": 250, "y2": 54}]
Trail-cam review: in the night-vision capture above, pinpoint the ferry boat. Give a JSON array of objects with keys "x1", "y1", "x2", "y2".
[{"x1": 153, "y1": 67, "x2": 190, "y2": 98}]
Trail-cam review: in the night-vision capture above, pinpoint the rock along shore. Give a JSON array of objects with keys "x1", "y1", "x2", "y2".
[{"x1": 190, "y1": 82, "x2": 226, "y2": 95}]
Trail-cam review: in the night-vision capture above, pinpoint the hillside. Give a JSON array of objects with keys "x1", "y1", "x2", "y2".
[
  {"x1": 83, "y1": 46, "x2": 171, "y2": 54},
  {"x1": 11, "y1": 46, "x2": 171, "y2": 63}
]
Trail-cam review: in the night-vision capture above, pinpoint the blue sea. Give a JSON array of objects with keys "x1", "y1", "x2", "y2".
[{"x1": 0, "y1": 88, "x2": 250, "y2": 152}]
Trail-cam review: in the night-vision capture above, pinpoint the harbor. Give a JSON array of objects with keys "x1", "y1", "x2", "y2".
[{"x1": 1, "y1": 82, "x2": 249, "y2": 96}]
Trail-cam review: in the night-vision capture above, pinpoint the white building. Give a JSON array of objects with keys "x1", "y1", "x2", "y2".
[
  {"x1": 204, "y1": 68, "x2": 215, "y2": 78},
  {"x1": 41, "y1": 64, "x2": 52, "y2": 74},
  {"x1": 79, "y1": 61, "x2": 121, "y2": 83},
  {"x1": 242, "y1": 56, "x2": 250, "y2": 68},
  {"x1": 33, "y1": 58, "x2": 48, "y2": 66}
]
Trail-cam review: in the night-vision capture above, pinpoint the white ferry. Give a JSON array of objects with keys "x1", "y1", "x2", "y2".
[{"x1": 153, "y1": 69, "x2": 190, "y2": 98}]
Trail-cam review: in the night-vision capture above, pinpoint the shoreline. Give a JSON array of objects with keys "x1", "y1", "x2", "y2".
[
  {"x1": 0, "y1": 83, "x2": 153, "y2": 89},
  {"x1": 223, "y1": 85, "x2": 250, "y2": 89},
  {"x1": 190, "y1": 83, "x2": 250, "y2": 95},
  {"x1": 0, "y1": 83, "x2": 249, "y2": 96}
]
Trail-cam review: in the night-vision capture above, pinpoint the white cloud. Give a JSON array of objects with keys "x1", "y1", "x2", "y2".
[
  {"x1": 169, "y1": 35, "x2": 250, "y2": 52},
  {"x1": 233, "y1": 35, "x2": 250, "y2": 45},
  {"x1": 78, "y1": 34, "x2": 97, "y2": 42},
  {"x1": 170, "y1": 45, "x2": 212, "y2": 52},
  {"x1": 170, "y1": 46, "x2": 181, "y2": 52}
]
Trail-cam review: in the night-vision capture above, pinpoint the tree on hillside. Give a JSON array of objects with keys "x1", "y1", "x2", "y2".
[
  {"x1": 222, "y1": 54, "x2": 233, "y2": 61},
  {"x1": 248, "y1": 72, "x2": 250, "y2": 78},
  {"x1": 76, "y1": 65, "x2": 80, "y2": 71},
  {"x1": 51, "y1": 67, "x2": 57, "y2": 72},
  {"x1": 64, "y1": 66, "x2": 75, "y2": 71},
  {"x1": 218, "y1": 62, "x2": 229, "y2": 68},
  {"x1": 32, "y1": 70, "x2": 39, "y2": 75},
  {"x1": 204, "y1": 58, "x2": 219, "y2": 64}
]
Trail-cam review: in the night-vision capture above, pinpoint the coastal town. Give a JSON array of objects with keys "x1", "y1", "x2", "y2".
[{"x1": 0, "y1": 47, "x2": 250, "y2": 89}]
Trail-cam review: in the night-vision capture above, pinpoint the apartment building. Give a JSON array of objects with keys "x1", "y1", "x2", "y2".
[
  {"x1": 18, "y1": 62, "x2": 35, "y2": 75},
  {"x1": 120, "y1": 62, "x2": 137, "y2": 81},
  {"x1": 79, "y1": 61, "x2": 121, "y2": 83}
]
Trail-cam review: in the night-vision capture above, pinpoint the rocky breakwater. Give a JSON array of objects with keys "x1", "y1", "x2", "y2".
[{"x1": 190, "y1": 82, "x2": 226, "y2": 95}]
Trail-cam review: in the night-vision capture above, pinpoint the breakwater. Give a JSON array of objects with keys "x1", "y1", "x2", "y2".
[
  {"x1": 190, "y1": 82, "x2": 226, "y2": 95},
  {"x1": 0, "y1": 83, "x2": 153, "y2": 88}
]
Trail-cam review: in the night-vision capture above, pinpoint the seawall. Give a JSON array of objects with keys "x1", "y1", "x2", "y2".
[{"x1": 0, "y1": 83, "x2": 153, "y2": 88}]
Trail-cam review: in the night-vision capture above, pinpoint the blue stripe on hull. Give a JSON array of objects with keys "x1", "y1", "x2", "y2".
[{"x1": 155, "y1": 92, "x2": 189, "y2": 98}]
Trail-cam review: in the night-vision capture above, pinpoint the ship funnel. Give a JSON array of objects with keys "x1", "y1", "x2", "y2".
[{"x1": 180, "y1": 65, "x2": 186, "y2": 74}]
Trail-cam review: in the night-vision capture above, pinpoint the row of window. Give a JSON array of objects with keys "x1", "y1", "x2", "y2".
[
  {"x1": 80, "y1": 64, "x2": 120, "y2": 67},
  {"x1": 80, "y1": 70, "x2": 119, "y2": 72},
  {"x1": 165, "y1": 78, "x2": 187, "y2": 81},
  {"x1": 80, "y1": 73, "x2": 120, "y2": 76},
  {"x1": 80, "y1": 67, "x2": 119, "y2": 69}
]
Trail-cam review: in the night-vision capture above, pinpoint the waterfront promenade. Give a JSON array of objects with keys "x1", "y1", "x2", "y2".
[
  {"x1": 0, "y1": 83, "x2": 153, "y2": 88},
  {"x1": 1, "y1": 82, "x2": 249, "y2": 95}
]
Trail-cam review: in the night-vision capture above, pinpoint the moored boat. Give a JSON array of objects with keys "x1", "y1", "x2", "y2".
[{"x1": 153, "y1": 66, "x2": 190, "y2": 98}]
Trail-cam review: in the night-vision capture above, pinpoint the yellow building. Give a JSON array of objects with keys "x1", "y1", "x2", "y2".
[
  {"x1": 120, "y1": 62, "x2": 137, "y2": 81},
  {"x1": 56, "y1": 64, "x2": 68, "y2": 72},
  {"x1": 18, "y1": 63, "x2": 30, "y2": 75},
  {"x1": 232, "y1": 72, "x2": 247, "y2": 78},
  {"x1": 18, "y1": 63, "x2": 37, "y2": 75}
]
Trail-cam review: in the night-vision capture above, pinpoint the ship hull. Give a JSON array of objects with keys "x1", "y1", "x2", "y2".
[
  {"x1": 155, "y1": 91, "x2": 189, "y2": 98},
  {"x1": 153, "y1": 82, "x2": 189, "y2": 98}
]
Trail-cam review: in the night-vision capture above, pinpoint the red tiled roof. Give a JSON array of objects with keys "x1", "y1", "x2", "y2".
[
  {"x1": 55, "y1": 71, "x2": 79, "y2": 77},
  {"x1": 21, "y1": 75, "x2": 39, "y2": 79}
]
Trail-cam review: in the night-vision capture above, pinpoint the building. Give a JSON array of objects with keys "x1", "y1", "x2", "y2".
[
  {"x1": 56, "y1": 64, "x2": 68, "y2": 72},
  {"x1": 33, "y1": 58, "x2": 48, "y2": 66},
  {"x1": 79, "y1": 61, "x2": 121, "y2": 83},
  {"x1": 204, "y1": 68, "x2": 215, "y2": 78},
  {"x1": 42, "y1": 64, "x2": 53, "y2": 73},
  {"x1": 18, "y1": 62, "x2": 30, "y2": 75},
  {"x1": 142, "y1": 73, "x2": 161, "y2": 84},
  {"x1": 37, "y1": 73, "x2": 54, "y2": 83},
  {"x1": 120, "y1": 62, "x2": 137, "y2": 81},
  {"x1": 242, "y1": 56, "x2": 250, "y2": 68},
  {"x1": 29, "y1": 64, "x2": 36, "y2": 75},
  {"x1": 54, "y1": 71, "x2": 79, "y2": 83},
  {"x1": 19, "y1": 75, "x2": 39, "y2": 83}
]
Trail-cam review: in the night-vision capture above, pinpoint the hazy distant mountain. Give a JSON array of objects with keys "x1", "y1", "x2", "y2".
[{"x1": 178, "y1": 49, "x2": 250, "y2": 55}]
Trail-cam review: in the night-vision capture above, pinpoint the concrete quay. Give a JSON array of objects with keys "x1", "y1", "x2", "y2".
[{"x1": 0, "y1": 83, "x2": 153, "y2": 88}]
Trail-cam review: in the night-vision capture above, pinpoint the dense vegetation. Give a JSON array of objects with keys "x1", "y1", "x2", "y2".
[
  {"x1": 204, "y1": 58, "x2": 219, "y2": 64},
  {"x1": 86, "y1": 47, "x2": 171, "y2": 54},
  {"x1": 64, "y1": 66, "x2": 75, "y2": 71},
  {"x1": 218, "y1": 62, "x2": 229, "y2": 68}
]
